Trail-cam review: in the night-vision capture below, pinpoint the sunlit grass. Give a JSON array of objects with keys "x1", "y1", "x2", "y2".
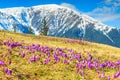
[{"x1": 0, "y1": 30, "x2": 120, "y2": 80}]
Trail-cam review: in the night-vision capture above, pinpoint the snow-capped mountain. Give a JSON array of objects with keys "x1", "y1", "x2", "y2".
[{"x1": 0, "y1": 4, "x2": 120, "y2": 47}]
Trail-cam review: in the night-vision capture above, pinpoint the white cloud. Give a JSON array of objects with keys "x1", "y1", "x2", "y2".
[
  {"x1": 60, "y1": 3, "x2": 77, "y2": 11},
  {"x1": 86, "y1": 0, "x2": 120, "y2": 22}
]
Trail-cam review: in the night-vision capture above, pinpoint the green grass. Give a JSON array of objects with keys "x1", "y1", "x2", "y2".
[{"x1": 0, "y1": 30, "x2": 120, "y2": 80}]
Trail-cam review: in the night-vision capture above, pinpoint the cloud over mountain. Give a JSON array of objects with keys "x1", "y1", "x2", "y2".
[{"x1": 86, "y1": 0, "x2": 120, "y2": 23}]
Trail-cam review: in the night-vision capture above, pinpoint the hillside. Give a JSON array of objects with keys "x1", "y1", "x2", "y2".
[
  {"x1": 0, "y1": 4, "x2": 120, "y2": 48},
  {"x1": 0, "y1": 30, "x2": 120, "y2": 80}
]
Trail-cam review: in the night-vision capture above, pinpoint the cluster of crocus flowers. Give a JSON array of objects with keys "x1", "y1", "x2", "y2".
[
  {"x1": 3, "y1": 40, "x2": 22, "y2": 48},
  {"x1": 1, "y1": 40, "x2": 120, "y2": 80}
]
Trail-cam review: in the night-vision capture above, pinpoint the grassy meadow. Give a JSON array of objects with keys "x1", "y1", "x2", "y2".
[{"x1": 0, "y1": 30, "x2": 120, "y2": 80}]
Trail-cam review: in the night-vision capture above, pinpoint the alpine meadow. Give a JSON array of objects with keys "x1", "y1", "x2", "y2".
[
  {"x1": 0, "y1": 30, "x2": 120, "y2": 80},
  {"x1": 0, "y1": 0, "x2": 120, "y2": 80}
]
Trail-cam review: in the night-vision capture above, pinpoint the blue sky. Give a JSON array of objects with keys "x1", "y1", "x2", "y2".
[{"x1": 0, "y1": 0, "x2": 120, "y2": 28}]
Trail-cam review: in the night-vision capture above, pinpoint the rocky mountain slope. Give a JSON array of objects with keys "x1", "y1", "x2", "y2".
[{"x1": 0, "y1": 4, "x2": 120, "y2": 47}]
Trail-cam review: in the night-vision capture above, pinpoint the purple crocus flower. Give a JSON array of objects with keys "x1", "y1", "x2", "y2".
[
  {"x1": 62, "y1": 53, "x2": 67, "y2": 58},
  {"x1": 99, "y1": 63, "x2": 105, "y2": 68},
  {"x1": 22, "y1": 53, "x2": 25, "y2": 58},
  {"x1": 9, "y1": 43, "x2": 15, "y2": 48},
  {"x1": 4, "y1": 68, "x2": 8, "y2": 73},
  {"x1": 30, "y1": 55, "x2": 37, "y2": 62},
  {"x1": 0, "y1": 60, "x2": 5, "y2": 66},
  {"x1": 53, "y1": 53, "x2": 60, "y2": 63},
  {"x1": 93, "y1": 61, "x2": 98, "y2": 68},
  {"x1": 76, "y1": 63, "x2": 79, "y2": 68},
  {"x1": 63, "y1": 60, "x2": 69, "y2": 64},
  {"x1": 108, "y1": 76, "x2": 110, "y2": 80},
  {"x1": 58, "y1": 51, "x2": 63, "y2": 56},
  {"x1": 116, "y1": 60, "x2": 120, "y2": 65},
  {"x1": 4, "y1": 68, "x2": 12, "y2": 75},
  {"x1": 43, "y1": 58, "x2": 51, "y2": 64},
  {"x1": 76, "y1": 69, "x2": 79, "y2": 74},
  {"x1": 79, "y1": 64, "x2": 83, "y2": 69},
  {"x1": 89, "y1": 54, "x2": 92, "y2": 61},
  {"x1": 7, "y1": 70, "x2": 12, "y2": 75},
  {"x1": 88, "y1": 62, "x2": 93, "y2": 69},
  {"x1": 46, "y1": 57, "x2": 50, "y2": 63},
  {"x1": 75, "y1": 54, "x2": 81, "y2": 62},
  {"x1": 101, "y1": 72, "x2": 105, "y2": 78},
  {"x1": 113, "y1": 71, "x2": 120, "y2": 78}
]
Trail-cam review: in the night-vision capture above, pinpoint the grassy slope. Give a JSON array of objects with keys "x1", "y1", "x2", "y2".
[{"x1": 0, "y1": 30, "x2": 120, "y2": 80}]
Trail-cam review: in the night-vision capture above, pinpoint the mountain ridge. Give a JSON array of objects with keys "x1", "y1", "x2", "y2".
[{"x1": 0, "y1": 4, "x2": 120, "y2": 47}]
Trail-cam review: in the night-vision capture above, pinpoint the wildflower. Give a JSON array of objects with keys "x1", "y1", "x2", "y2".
[
  {"x1": 101, "y1": 72, "x2": 105, "y2": 78},
  {"x1": 76, "y1": 63, "x2": 79, "y2": 68},
  {"x1": 30, "y1": 56, "x2": 37, "y2": 62},
  {"x1": 0, "y1": 60, "x2": 5, "y2": 66},
  {"x1": 113, "y1": 71, "x2": 120, "y2": 78},
  {"x1": 88, "y1": 62, "x2": 93, "y2": 69},
  {"x1": 22, "y1": 53, "x2": 25, "y2": 58},
  {"x1": 46, "y1": 57, "x2": 50, "y2": 64},
  {"x1": 4, "y1": 68, "x2": 12, "y2": 75},
  {"x1": 76, "y1": 69, "x2": 79, "y2": 74},
  {"x1": 53, "y1": 53, "x2": 60, "y2": 63},
  {"x1": 108, "y1": 76, "x2": 110, "y2": 80},
  {"x1": 99, "y1": 63, "x2": 105, "y2": 68},
  {"x1": 62, "y1": 53, "x2": 67, "y2": 58},
  {"x1": 58, "y1": 51, "x2": 63, "y2": 56},
  {"x1": 63, "y1": 60, "x2": 69, "y2": 64},
  {"x1": 89, "y1": 54, "x2": 92, "y2": 60},
  {"x1": 116, "y1": 60, "x2": 120, "y2": 65},
  {"x1": 75, "y1": 54, "x2": 81, "y2": 62}
]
